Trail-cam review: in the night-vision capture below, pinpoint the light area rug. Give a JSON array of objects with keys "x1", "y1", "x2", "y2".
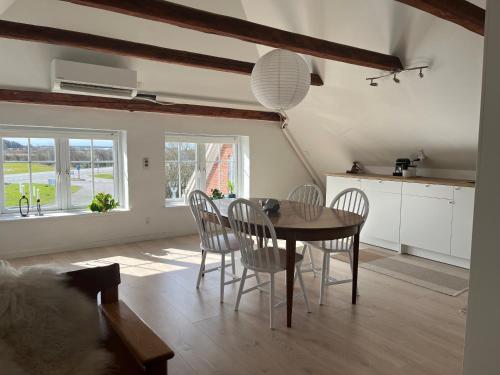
[{"x1": 332, "y1": 246, "x2": 469, "y2": 297}]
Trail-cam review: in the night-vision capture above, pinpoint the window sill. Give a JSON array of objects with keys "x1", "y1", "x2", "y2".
[
  {"x1": 0, "y1": 208, "x2": 130, "y2": 222},
  {"x1": 164, "y1": 200, "x2": 188, "y2": 208}
]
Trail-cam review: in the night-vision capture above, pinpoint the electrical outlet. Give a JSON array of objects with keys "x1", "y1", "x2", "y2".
[
  {"x1": 143, "y1": 157, "x2": 149, "y2": 169},
  {"x1": 145, "y1": 217, "x2": 151, "y2": 224}
]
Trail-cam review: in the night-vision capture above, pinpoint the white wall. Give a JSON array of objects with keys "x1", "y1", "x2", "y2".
[
  {"x1": 463, "y1": 1, "x2": 500, "y2": 373},
  {"x1": 0, "y1": 103, "x2": 311, "y2": 259}
]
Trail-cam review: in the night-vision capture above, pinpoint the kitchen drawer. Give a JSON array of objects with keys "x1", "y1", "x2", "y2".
[
  {"x1": 402, "y1": 182, "x2": 453, "y2": 200},
  {"x1": 361, "y1": 179, "x2": 402, "y2": 194}
]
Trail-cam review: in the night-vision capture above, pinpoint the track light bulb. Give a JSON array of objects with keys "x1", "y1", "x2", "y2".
[
  {"x1": 370, "y1": 79, "x2": 378, "y2": 87},
  {"x1": 393, "y1": 74, "x2": 400, "y2": 83},
  {"x1": 419, "y1": 69, "x2": 424, "y2": 78}
]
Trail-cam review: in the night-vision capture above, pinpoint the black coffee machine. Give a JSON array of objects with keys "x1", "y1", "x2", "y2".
[{"x1": 393, "y1": 158, "x2": 411, "y2": 176}]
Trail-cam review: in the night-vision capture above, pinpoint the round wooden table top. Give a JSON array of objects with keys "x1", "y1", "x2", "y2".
[{"x1": 213, "y1": 198, "x2": 364, "y2": 241}]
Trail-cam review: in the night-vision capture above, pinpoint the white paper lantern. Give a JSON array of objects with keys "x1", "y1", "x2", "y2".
[{"x1": 251, "y1": 49, "x2": 311, "y2": 111}]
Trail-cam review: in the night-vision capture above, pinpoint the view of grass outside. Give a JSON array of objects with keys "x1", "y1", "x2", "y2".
[
  {"x1": 4, "y1": 162, "x2": 54, "y2": 174},
  {"x1": 4, "y1": 182, "x2": 80, "y2": 207},
  {"x1": 3, "y1": 137, "x2": 116, "y2": 210},
  {"x1": 94, "y1": 173, "x2": 113, "y2": 179}
]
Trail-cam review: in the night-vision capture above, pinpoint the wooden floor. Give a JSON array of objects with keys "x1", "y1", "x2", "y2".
[{"x1": 10, "y1": 235, "x2": 468, "y2": 375}]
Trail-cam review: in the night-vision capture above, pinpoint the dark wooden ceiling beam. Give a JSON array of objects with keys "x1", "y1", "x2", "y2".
[
  {"x1": 60, "y1": 0, "x2": 403, "y2": 71},
  {"x1": 395, "y1": 0, "x2": 485, "y2": 36},
  {"x1": 0, "y1": 20, "x2": 323, "y2": 86},
  {"x1": 0, "y1": 89, "x2": 281, "y2": 121}
]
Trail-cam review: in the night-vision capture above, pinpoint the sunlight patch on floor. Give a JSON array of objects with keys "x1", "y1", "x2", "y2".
[{"x1": 72, "y1": 254, "x2": 189, "y2": 277}]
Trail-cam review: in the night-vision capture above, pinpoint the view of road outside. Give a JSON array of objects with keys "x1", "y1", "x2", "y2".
[{"x1": 2, "y1": 137, "x2": 115, "y2": 210}]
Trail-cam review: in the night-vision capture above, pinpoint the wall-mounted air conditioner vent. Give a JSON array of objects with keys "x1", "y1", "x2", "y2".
[{"x1": 51, "y1": 60, "x2": 138, "y2": 99}]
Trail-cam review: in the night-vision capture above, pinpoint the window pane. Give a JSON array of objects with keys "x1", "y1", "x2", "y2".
[
  {"x1": 220, "y1": 144, "x2": 235, "y2": 195},
  {"x1": 94, "y1": 163, "x2": 115, "y2": 196},
  {"x1": 205, "y1": 160, "x2": 220, "y2": 195},
  {"x1": 93, "y1": 139, "x2": 113, "y2": 162},
  {"x1": 70, "y1": 162, "x2": 93, "y2": 207},
  {"x1": 179, "y1": 162, "x2": 196, "y2": 198},
  {"x1": 3, "y1": 162, "x2": 29, "y2": 208},
  {"x1": 165, "y1": 142, "x2": 179, "y2": 161},
  {"x1": 220, "y1": 161, "x2": 235, "y2": 195},
  {"x1": 30, "y1": 138, "x2": 55, "y2": 162},
  {"x1": 70, "y1": 139, "x2": 91, "y2": 161},
  {"x1": 165, "y1": 162, "x2": 179, "y2": 199},
  {"x1": 3, "y1": 137, "x2": 28, "y2": 162},
  {"x1": 31, "y1": 162, "x2": 57, "y2": 209},
  {"x1": 180, "y1": 143, "x2": 196, "y2": 161},
  {"x1": 205, "y1": 143, "x2": 220, "y2": 162}
]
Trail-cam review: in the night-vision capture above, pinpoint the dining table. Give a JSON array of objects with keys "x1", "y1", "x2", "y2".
[{"x1": 213, "y1": 198, "x2": 365, "y2": 328}]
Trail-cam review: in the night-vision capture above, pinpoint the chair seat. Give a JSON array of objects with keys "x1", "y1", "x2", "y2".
[
  {"x1": 306, "y1": 239, "x2": 353, "y2": 253},
  {"x1": 201, "y1": 233, "x2": 254, "y2": 253},
  {"x1": 242, "y1": 247, "x2": 304, "y2": 272}
]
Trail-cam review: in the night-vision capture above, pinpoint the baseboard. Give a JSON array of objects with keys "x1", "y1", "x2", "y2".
[
  {"x1": 403, "y1": 246, "x2": 470, "y2": 269},
  {"x1": 1, "y1": 229, "x2": 198, "y2": 260},
  {"x1": 361, "y1": 236, "x2": 401, "y2": 252}
]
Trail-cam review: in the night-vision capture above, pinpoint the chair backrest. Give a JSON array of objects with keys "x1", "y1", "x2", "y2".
[
  {"x1": 228, "y1": 198, "x2": 280, "y2": 271},
  {"x1": 188, "y1": 190, "x2": 230, "y2": 253},
  {"x1": 328, "y1": 188, "x2": 370, "y2": 250},
  {"x1": 287, "y1": 183, "x2": 324, "y2": 206}
]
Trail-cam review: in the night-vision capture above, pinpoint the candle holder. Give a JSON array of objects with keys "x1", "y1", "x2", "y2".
[
  {"x1": 36, "y1": 198, "x2": 43, "y2": 216},
  {"x1": 19, "y1": 194, "x2": 30, "y2": 217}
]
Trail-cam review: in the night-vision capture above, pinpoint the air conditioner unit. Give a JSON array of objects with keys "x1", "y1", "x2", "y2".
[{"x1": 51, "y1": 60, "x2": 138, "y2": 99}]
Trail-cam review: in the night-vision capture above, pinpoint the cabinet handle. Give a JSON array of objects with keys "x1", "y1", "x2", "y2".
[
  {"x1": 425, "y1": 184, "x2": 430, "y2": 187},
  {"x1": 455, "y1": 187, "x2": 461, "y2": 191},
  {"x1": 449, "y1": 201, "x2": 454, "y2": 204}
]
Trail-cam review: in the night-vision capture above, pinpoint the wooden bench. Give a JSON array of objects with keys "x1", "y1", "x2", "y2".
[{"x1": 66, "y1": 263, "x2": 174, "y2": 374}]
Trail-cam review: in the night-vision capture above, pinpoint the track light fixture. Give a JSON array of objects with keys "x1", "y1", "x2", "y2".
[{"x1": 366, "y1": 65, "x2": 429, "y2": 87}]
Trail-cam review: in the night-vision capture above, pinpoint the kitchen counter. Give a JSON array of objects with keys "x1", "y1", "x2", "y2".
[{"x1": 326, "y1": 172, "x2": 475, "y2": 188}]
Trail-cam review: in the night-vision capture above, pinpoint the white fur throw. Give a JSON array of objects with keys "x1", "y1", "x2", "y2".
[{"x1": 0, "y1": 261, "x2": 112, "y2": 375}]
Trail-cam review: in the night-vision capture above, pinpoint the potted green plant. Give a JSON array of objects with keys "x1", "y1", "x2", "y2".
[
  {"x1": 227, "y1": 181, "x2": 236, "y2": 198},
  {"x1": 89, "y1": 192, "x2": 119, "y2": 213},
  {"x1": 210, "y1": 188, "x2": 224, "y2": 200}
]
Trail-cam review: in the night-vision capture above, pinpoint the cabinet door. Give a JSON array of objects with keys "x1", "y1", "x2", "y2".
[
  {"x1": 326, "y1": 176, "x2": 361, "y2": 206},
  {"x1": 451, "y1": 187, "x2": 475, "y2": 259},
  {"x1": 400, "y1": 195, "x2": 453, "y2": 254},
  {"x1": 361, "y1": 190, "x2": 401, "y2": 244}
]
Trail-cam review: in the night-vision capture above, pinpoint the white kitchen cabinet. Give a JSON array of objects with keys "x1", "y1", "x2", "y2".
[
  {"x1": 326, "y1": 175, "x2": 474, "y2": 267},
  {"x1": 451, "y1": 187, "x2": 475, "y2": 259},
  {"x1": 360, "y1": 180, "x2": 402, "y2": 250},
  {"x1": 400, "y1": 191, "x2": 453, "y2": 255},
  {"x1": 325, "y1": 176, "x2": 361, "y2": 206}
]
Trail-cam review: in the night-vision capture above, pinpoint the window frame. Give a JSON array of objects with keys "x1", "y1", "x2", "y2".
[
  {"x1": 0, "y1": 125, "x2": 124, "y2": 215},
  {"x1": 164, "y1": 133, "x2": 241, "y2": 206}
]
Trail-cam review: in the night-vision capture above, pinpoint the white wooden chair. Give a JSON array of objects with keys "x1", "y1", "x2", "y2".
[
  {"x1": 287, "y1": 184, "x2": 324, "y2": 276},
  {"x1": 228, "y1": 198, "x2": 311, "y2": 329},
  {"x1": 303, "y1": 188, "x2": 369, "y2": 305},
  {"x1": 188, "y1": 190, "x2": 244, "y2": 303}
]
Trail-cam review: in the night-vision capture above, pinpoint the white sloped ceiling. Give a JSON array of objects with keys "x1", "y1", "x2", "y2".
[{"x1": 242, "y1": 0, "x2": 485, "y2": 175}]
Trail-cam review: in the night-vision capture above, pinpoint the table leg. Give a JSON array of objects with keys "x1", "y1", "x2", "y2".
[
  {"x1": 352, "y1": 230, "x2": 360, "y2": 304},
  {"x1": 286, "y1": 234, "x2": 296, "y2": 327}
]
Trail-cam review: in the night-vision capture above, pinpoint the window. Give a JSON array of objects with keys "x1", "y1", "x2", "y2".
[
  {"x1": 165, "y1": 134, "x2": 240, "y2": 205},
  {"x1": 0, "y1": 126, "x2": 124, "y2": 214}
]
